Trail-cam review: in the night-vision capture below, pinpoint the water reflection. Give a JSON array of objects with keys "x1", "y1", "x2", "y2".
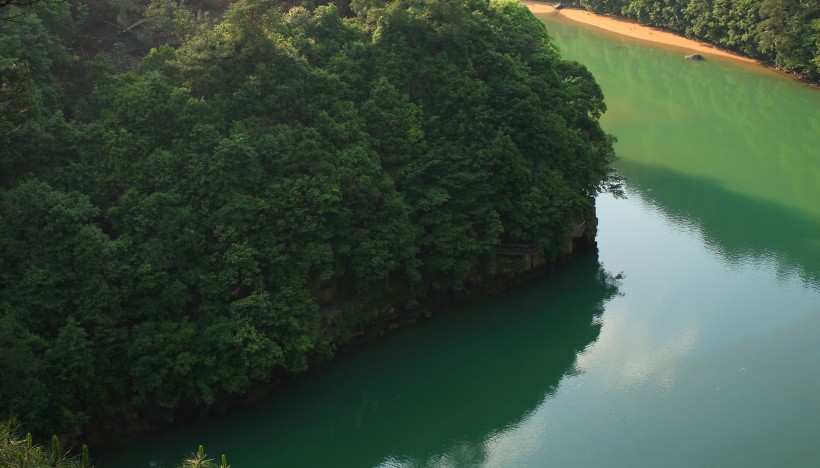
[
  {"x1": 476, "y1": 187, "x2": 820, "y2": 467},
  {"x1": 99, "y1": 253, "x2": 620, "y2": 467},
  {"x1": 619, "y1": 160, "x2": 820, "y2": 290}
]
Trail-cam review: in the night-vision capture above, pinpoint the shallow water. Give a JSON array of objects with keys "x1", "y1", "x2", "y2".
[{"x1": 100, "y1": 13, "x2": 820, "y2": 467}]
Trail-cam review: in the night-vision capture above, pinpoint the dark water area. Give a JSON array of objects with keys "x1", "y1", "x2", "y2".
[
  {"x1": 102, "y1": 11, "x2": 820, "y2": 468},
  {"x1": 99, "y1": 254, "x2": 616, "y2": 467}
]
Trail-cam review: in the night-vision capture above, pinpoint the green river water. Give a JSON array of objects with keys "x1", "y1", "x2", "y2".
[{"x1": 100, "y1": 12, "x2": 820, "y2": 467}]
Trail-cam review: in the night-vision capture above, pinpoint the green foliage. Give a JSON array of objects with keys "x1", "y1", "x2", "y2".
[
  {"x1": 574, "y1": 0, "x2": 820, "y2": 81},
  {"x1": 0, "y1": 419, "x2": 90, "y2": 467},
  {"x1": 175, "y1": 444, "x2": 230, "y2": 468},
  {"x1": 0, "y1": 3, "x2": 78, "y2": 182},
  {"x1": 0, "y1": 0, "x2": 617, "y2": 442}
]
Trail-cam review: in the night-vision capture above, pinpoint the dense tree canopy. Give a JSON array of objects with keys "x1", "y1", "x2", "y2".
[{"x1": 0, "y1": 0, "x2": 617, "y2": 442}]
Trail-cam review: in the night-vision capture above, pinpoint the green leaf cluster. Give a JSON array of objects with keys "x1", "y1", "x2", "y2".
[{"x1": 0, "y1": 418, "x2": 90, "y2": 467}]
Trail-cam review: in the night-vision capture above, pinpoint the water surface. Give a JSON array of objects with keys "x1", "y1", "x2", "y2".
[{"x1": 101, "y1": 12, "x2": 820, "y2": 467}]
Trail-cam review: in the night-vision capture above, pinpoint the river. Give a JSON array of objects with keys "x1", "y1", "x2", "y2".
[{"x1": 99, "y1": 12, "x2": 820, "y2": 468}]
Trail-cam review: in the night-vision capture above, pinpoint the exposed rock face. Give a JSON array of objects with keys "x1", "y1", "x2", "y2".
[{"x1": 685, "y1": 54, "x2": 704, "y2": 61}]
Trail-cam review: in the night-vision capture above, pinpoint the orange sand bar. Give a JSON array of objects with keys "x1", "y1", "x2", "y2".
[{"x1": 522, "y1": 1, "x2": 758, "y2": 64}]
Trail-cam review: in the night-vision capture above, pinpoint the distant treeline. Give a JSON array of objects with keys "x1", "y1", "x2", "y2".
[
  {"x1": 0, "y1": 0, "x2": 617, "y2": 443},
  {"x1": 571, "y1": 0, "x2": 819, "y2": 82}
]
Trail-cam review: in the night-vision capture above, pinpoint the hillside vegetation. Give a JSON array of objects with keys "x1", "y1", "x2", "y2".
[{"x1": 0, "y1": 0, "x2": 617, "y2": 441}]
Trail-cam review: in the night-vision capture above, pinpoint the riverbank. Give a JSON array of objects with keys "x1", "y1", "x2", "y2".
[
  {"x1": 90, "y1": 234, "x2": 597, "y2": 448},
  {"x1": 523, "y1": 1, "x2": 758, "y2": 64}
]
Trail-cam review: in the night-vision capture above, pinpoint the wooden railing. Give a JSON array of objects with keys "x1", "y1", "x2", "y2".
[
  {"x1": 495, "y1": 243, "x2": 539, "y2": 256},
  {"x1": 570, "y1": 218, "x2": 586, "y2": 238}
]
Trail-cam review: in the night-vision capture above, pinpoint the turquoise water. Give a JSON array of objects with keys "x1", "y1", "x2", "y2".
[{"x1": 101, "y1": 12, "x2": 820, "y2": 467}]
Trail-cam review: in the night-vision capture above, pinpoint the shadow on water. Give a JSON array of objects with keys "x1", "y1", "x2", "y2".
[
  {"x1": 618, "y1": 159, "x2": 820, "y2": 289},
  {"x1": 98, "y1": 252, "x2": 619, "y2": 467}
]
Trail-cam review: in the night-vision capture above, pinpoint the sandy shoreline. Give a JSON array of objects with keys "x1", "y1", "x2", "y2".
[{"x1": 522, "y1": 1, "x2": 758, "y2": 64}]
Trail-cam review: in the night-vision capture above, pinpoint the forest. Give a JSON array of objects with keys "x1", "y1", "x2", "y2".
[
  {"x1": 571, "y1": 0, "x2": 820, "y2": 82},
  {"x1": 0, "y1": 0, "x2": 618, "y2": 447}
]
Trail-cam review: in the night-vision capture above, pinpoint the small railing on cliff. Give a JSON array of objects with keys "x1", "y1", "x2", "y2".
[
  {"x1": 495, "y1": 243, "x2": 539, "y2": 256},
  {"x1": 570, "y1": 218, "x2": 586, "y2": 238}
]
